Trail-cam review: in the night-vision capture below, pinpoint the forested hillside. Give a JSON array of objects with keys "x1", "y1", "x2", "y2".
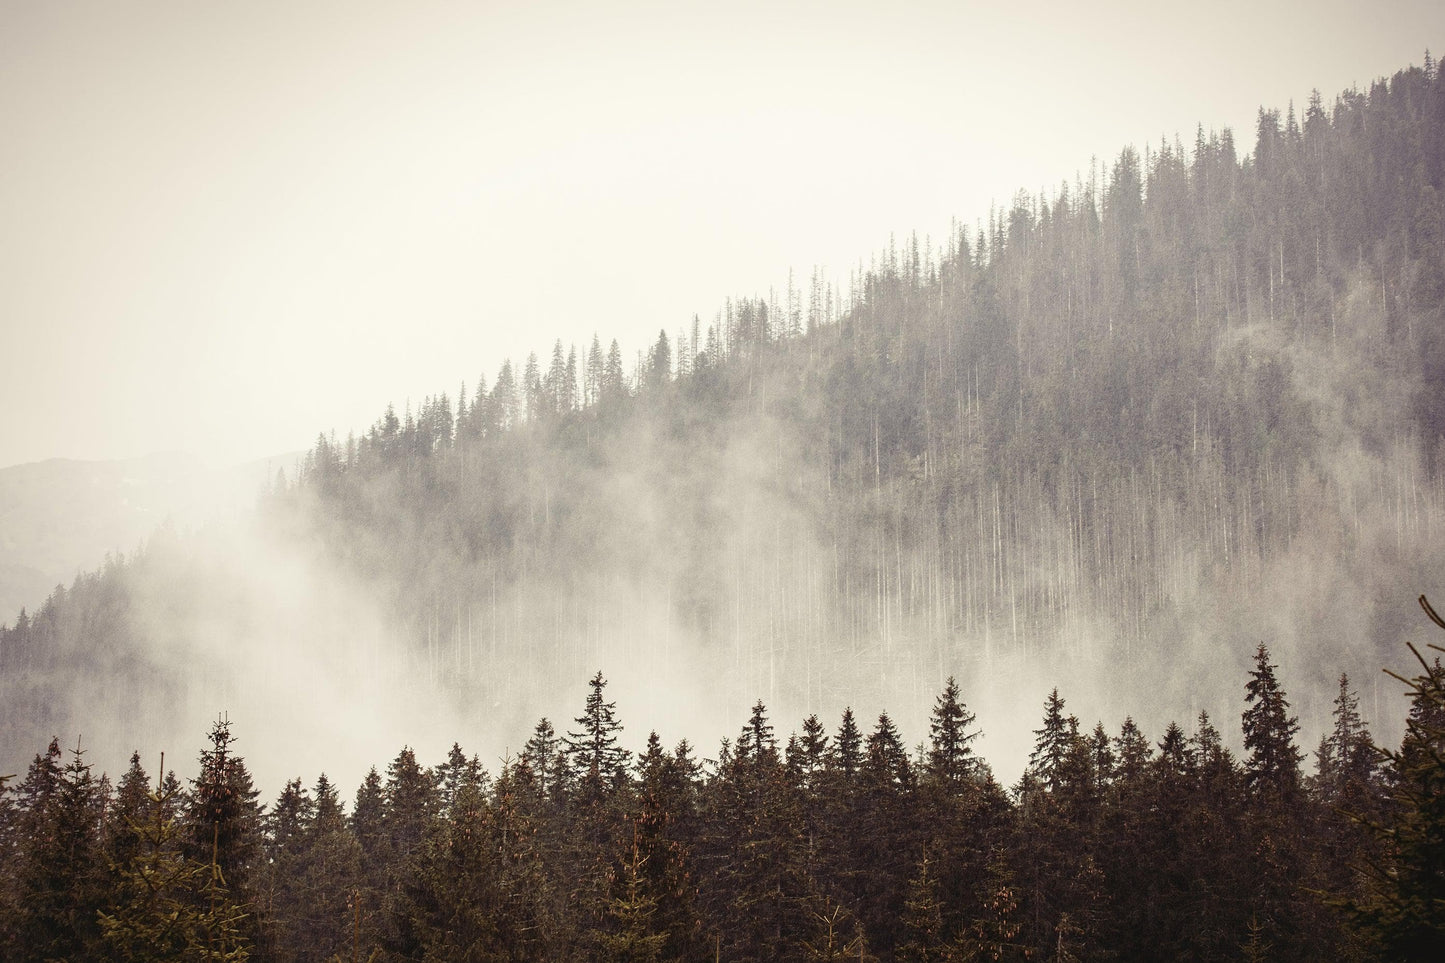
[
  {"x1": 273, "y1": 59, "x2": 1445, "y2": 721},
  {"x1": 4, "y1": 59, "x2": 1445, "y2": 778}
]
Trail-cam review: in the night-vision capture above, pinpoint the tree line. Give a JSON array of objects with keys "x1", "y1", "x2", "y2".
[{"x1": 3, "y1": 613, "x2": 1443, "y2": 962}]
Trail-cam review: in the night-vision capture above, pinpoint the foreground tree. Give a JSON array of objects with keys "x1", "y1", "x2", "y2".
[
  {"x1": 185, "y1": 717, "x2": 263, "y2": 910},
  {"x1": 1345, "y1": 597, "x2": 1445, "y2": 960},
  {"x1": 12, "y1": 738, "x2": 105, "y2": 962},
  {"x1": 566, "y1": 672, "x2": 632, "y2": 802},
  {"x1": 100, "y1": 754, "x2": 251, "y2": 962}
]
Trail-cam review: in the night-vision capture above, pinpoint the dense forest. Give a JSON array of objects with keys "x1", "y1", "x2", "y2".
[
  {"x1": 2, "y1": 53, "x2": 1445, "y2": 957},
  {"x1": 8, "y1": 59, "x2": 1445, "y2": 768},
  {"x1": 2, "y1": 621, "x2": 1443, "y2": 961}
]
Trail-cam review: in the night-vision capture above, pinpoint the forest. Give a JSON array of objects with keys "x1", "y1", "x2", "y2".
[
  {"x1": 1, "y1": 621, "x2": 1442, "y2": 961},
  {"x1": 1, "y1": 51, "x2": 1445, "y2": 961},
  {"x1": 7, "y1": 58, "x2": 1445, "y2": 767}
]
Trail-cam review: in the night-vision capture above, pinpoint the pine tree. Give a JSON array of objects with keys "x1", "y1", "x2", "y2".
[
  {"x1": 957, "y1": 848, "x2": 1029, "y2": 962},
  {"x1": 435, "y1": 742, "x2": 486, "y2": 818},
  {"x1": 1344, "y1": 597, "x2": 1445, "y2": 959},
  {"x1": 295, "y1": 773, "x2": 362, "y2": 963},
  {"x1": 795, "y1": 714, "x2": 830, "y2": 790},
  {"x1": 99, "y1": 755, "x2": 251, "y2": 962},
  {"x1": 1028, "y1": 689, "x2": 1072, "y2": 792},
  {"x1": 833, "y1": 708, "x2": 863, "y2": 781},
  {"x1": 898, "y1": 850, "x2": 951, "y2": 962},
  {"x1": 565, "y1": 671, "x2": 631, "y2": 801},
  {"x1": 927, "y1": 677, "x2": 980, "y2": 790},
  {"x1": 382, "y1": 746, "x2": 435, "y2": 864},
  {"x1": 1239, "y1": 644, "x2": 1323, "y2": 960},
  {"x1": 260, "y1": 777, "x2": 314, "y2": 961},
  {"x1": 523, "y1": 717, "x2": 565, "y2": 799},
  {"x1": 737, "y1": 699, "x2": 779, "y2": 767},
  {"x1": 1242, "y1": 644, "x2": 1303, "y2": 800},
  {"x1": 595, "y1": 829, "x2": 669, "y2": 963},
  {"x1": 185, "y1": 716, "x2": 263, "y2": 908},
  {"x1": 864, "y1": 712, "x2": 913, "y2": 791},
  {"x1": 1317, "y1": 673, "x2": 1379, "y2": 803},
  {"x1": 13, "y1": 737, "x2": 105, "y2": 961},
  {"x1": 106, "y1": 751, "x2": 152, "y2": 872},
  {"x1": 350, "y1": 766, "x2": 386, "y2": 879}
]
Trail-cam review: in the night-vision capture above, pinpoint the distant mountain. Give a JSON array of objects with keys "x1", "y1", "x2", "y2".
[
  {"x1": 0, "y1": 451, "x2": 296, "y2": 619},
  {"x1": 3, "y1": 60, "x2": 1443, "y2": 787}
]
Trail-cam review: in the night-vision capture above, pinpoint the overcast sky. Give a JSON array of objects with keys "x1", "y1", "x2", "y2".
[{"x1": 2, "y1": 0, "x2": 1441, "y2": 469}]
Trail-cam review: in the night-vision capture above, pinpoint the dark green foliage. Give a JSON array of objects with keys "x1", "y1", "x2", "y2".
[
  {"x1": 185, "y1": 716, "x2": 263, "y2": 909},
  {"x1": 1242, "y1": 643, "x2": 1303, "y2": 801},
  {"x1": 99, "y1": 754, "x2": 251, "y2": 962},
  {"x1": 1345, "y1": 597, "x2": 1445, "y2": 960},
  {"x1": 289, "y1": 774, "x2": 363, "y2": 963},
  {"x1": 832, "y1": 709, "x2": 862, "y2": 781},
  {"x1": 390, "y1": 758, "x2": 556, "y2": 961},
  {"x1": 12, "y1": 738, "x2": 106, "y2": 962},
  {"x1": 595, "y1": 830, "x2": 669, "y2": 963},
  {"x1": 955, "y1": 848, "x2": 1029, "y2": 962},
  {"x1": 926, "y1": 678, "x2": 980, "y2": 791},
  {"x1": 1027, "y1": 690, "x2": 1072, "y2": 793},
  {"x1": 522, "y1": 717, "x2": 566, "y2": 801},
  {"x1": 565, "y1": 672, "x2": 631, "y2": 802},
  {"x1": 5, "y1": 637, "x2": 1445, "y2": 961},
  {"x1": 897, "y1": 851, "x2": 948, "y2": 963}
]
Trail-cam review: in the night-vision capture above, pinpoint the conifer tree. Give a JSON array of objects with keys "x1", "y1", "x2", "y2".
[
  {"x1": 381, "y1": 746, "x2": 436, "y2": 868},
  {"x1": 1112, "y1": 717, "x2": 1152, "y2": 785},
  {"x1": 795, "y1": 714, "x2": 830, "y2": 790},
  {"x1": 596, "y1": 829, "x2": 669, "y2": 963},
  {"x1": 260, "y1": 778, "x2": 314, "y2": 962},
  {"x1": 106, "y1": 751, "x2": 153, "y2": 873},
  {"x1": 1317, "y1": 673, "x2": 1379, "y2": 803},
  {"x1": 13, "y1": 737, "x2": 105, "y2": 962},
  {"x1": 1239, "y1": 644, "x2": 1325, "y2": 960},
  {"x1": 294, "y1": 773, "x2": 362, "y2": 963},
  {"x1": 957, "y1": 848, "x2": 1029, "y2": 962},
  {"x1": 926, "y1": 677, "x2": 979, "y2": 790},
  {"x1": 435, "y1": 742, "x2": 486, "y2": 818},
  {"x1": 523, "y1": 717, "x2": 566, "y2": 799},
  {"x1": 898, "y1": 850, "x2": 950, "y2": 962},
  {"x1": 1242, "y1": 644, "x2": 1303, "y2": 800},
  {"x1": 185, "y1": 716, "x2": 263, "y2": 909},
  {"x1": 1027, "y1": 689, "x2": 1072, "y2": 792},
  {"x1": 1345, "y1": 597, "x2": 1445, "y2": 959},
  {"x1": 832, "y1": 708, "x2": 862, "y2": 781},
  {"x1": 99, "y1": 755, "x2": 251, "y2": 962},
  {"x1": 565, "y1": 671, "x2": 631, "y2": 801},
  {"x1": 737, "y1": 699, "x2": 779, "y2": 767},
  {"x1": 346, "y1": 764, "x2": 389, "y2": 955}
]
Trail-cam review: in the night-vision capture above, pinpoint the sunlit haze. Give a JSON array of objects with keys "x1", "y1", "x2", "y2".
[{"x1": 3, "y1": 0, "x2": 1440, "y2": 468}]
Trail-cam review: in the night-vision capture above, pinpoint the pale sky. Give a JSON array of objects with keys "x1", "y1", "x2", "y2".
[{"x1": 2, "y1": 0, "x2": 1441, "y2": 468}]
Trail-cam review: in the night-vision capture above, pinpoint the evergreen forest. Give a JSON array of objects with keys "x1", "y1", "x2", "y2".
[
  {"x1": 1, "y1": 623, "x2": 1443, "y2": 961},
  {"x1": 2, "y1": 52, "x2": 1445, "y2": 961}
]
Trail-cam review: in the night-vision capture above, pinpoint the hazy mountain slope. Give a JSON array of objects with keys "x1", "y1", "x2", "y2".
[
  {"x1": 3, "y1": 61, "x2": 1443, "y2": 787},
  {"x1": 0, "y1": 451, "x2": 296, "y2": 619}
]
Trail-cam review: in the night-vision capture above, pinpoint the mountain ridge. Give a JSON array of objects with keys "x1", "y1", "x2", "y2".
[{"x1": 3, "y1": 58, "x2": 1443, "y2": 792}]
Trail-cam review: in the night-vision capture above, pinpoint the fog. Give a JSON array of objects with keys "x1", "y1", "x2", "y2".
[
  {"x1": 10, "y1": 285, "x2": 1438, "y2": 800},
  {"x1": 3, "y1": 5, "x2": 1445, "y2": 807},
  {"x1": 2, "y1": 0, "x2": 1442, "y2": 469}
]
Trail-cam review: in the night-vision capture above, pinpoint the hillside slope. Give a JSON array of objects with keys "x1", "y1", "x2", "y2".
[{"x1": 4, "y1": 60, "x2": 1444, "y2": 781}]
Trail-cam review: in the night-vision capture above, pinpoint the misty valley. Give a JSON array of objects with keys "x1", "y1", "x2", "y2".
[{"x1": 3, "y1": 55, "x2": 1445, "y2": 963}]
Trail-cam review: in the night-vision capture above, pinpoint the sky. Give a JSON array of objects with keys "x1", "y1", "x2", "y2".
[{"x1": 2, "y1": 0, "x2": 1442, "y2": 469}]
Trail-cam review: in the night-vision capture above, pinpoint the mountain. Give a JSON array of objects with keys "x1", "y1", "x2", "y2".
[
  {"x1": 3, "y1": 61, "x2": 1444, "y2": 788},
  {"x1": 0, "y1": 451, "x2": 297, "y2": 620}
]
